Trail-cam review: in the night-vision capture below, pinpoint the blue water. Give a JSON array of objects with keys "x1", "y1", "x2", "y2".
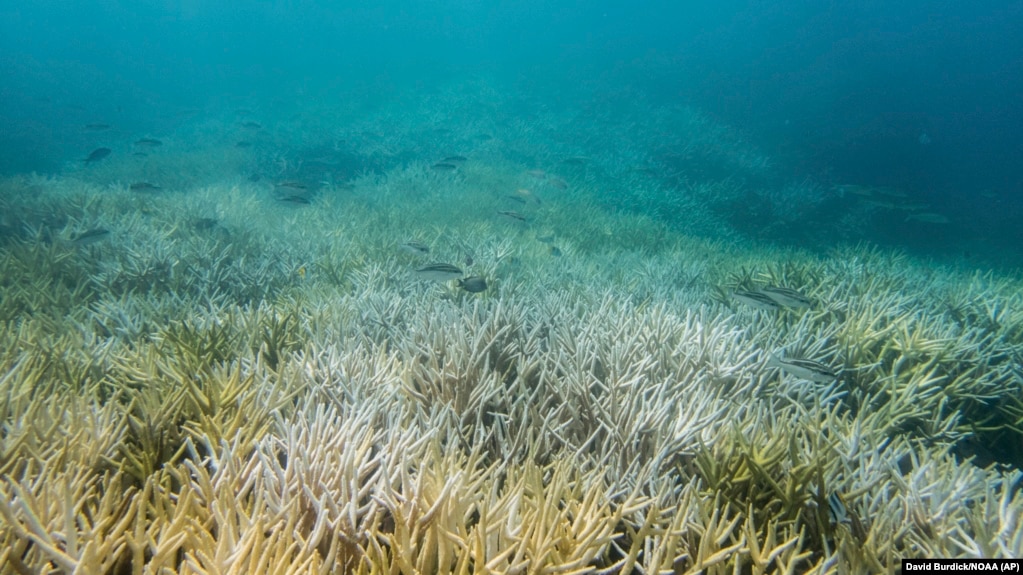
[{"x1": 2, "y1": 0, "x2": 1021, "y2": 263}]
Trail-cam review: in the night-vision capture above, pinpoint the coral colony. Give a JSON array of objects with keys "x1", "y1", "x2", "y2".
[{"x1": 2, "y1": 83, "x2": 1022, "y2": 574}]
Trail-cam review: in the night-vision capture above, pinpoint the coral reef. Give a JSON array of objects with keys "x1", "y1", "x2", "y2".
[{"x1": 2, "y1": 84, "x2": 1023, "y2": 574}]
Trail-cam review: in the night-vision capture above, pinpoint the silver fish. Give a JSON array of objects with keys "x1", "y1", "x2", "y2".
[
  {"x1": 400, "y1": 241, "x2": 430, "y2": 256},
  {"x1": 415, "y1": 263, "x2": 464, "y2": 282},
  {"x1": 731, "y1": 290, "x2": 782, "y2": 311},
  {"x1": 276, "y1": 195, "x2": 311, "y2": 205},
  {"x1": 84, "y1": 148, "x2": 112, "y2": 163},
  {"x1": 72, "y1": 228, "x2": 111, "y2": 245},
  {"x1": 768, "y1": 355, "x2": 838, "y2": 383},
  {"x1": 758, "y1": 286, "x2": 812, "y2": 309},
  {"x1": 457, "y1": 276, "x2": 488, "y2": 293},
  {"x1": 497, "y1": 210, "x2": 527, "y2": 223},
  {"x1": 905, "y1": 212, "x2": 949, "y2": 224},
  {"x1": 129, "y1": 182, "x2": 162, "y2": 192}
]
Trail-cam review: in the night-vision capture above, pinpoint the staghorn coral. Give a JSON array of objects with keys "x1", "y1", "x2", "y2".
[{"x1": 3, "y1": 95, "x2": 1023, "y2": 575}]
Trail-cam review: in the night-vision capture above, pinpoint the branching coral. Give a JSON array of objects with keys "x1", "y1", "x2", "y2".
[{"x1": 3, "y1": 118, "x2": 1023, "y2": 575}]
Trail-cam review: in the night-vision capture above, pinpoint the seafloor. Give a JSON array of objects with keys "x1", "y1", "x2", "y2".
[{"x1": 1, "y1": 83, "x2": 1022, "y2": 574}]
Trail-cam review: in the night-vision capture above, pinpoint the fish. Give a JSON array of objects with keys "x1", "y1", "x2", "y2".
[
  {"x1": 277, "y1": 195, "x2": 312, "y2": 205},
  {"x1": 497, "y1": 210, "x2": 527, "y2": 222},
  {"x1": 547, "y1": 176, "x2": 568, "y2": 190},
  {"x1": 129, "y1": 182, "x2": 162, "y2": 192},
  {"x1": 861, "y1": 199, "x2": 900, "y2": 210},
  {"x1": 84, "y1": 148, "x2": 112, "y2": 163},
  {"x1": 235, "y1": 141, "x2": 253, "y2": 148},
  {"x1": 512, "y1": 188, "x2": 541, "y2": 205},
  {"x1": 274, "y1": 181, "x2": 308, "y2": 191},
  {"x1": 83, "y1": 123, "x2": 111, "y2": 131},
  {"x1": 457, "y1": 276, "x2": 488, "y2": 293},
  {"x1": 504, "y1": 195, "x2": 527, "y2": 204},
  {"x1": 731, "y1": 290, "x2": 782, "y2": 311},
  {"x1": 895, "y1": 202, "x2": 931, "y2": 212},
  {"x1": 431, "y1": 162, "x2": 459, "y2": 172},
  {"x1": 550, "y1": 246, "x2": 562, "y2": 257},
  {"x1": 526, "y1": 169, "x2": 546, "y2": 179},
  {"x1": 134, "y1": 138, "x2": 163, "y2": 147},
  {"x1": 241, "y1": 121, "x2": 263, "y2": 129},
  {"x1": 834, "y1": 184, "x2": 874, "y2": 197},
  {"x1": 442, "y1": 155, "x2": 468, "y2": 164},
  {"x1": 827, "y1": 492, "x2": 850, "y2": 526},
  {"x1": 905, "y1": 213, "x2": 949, "y2": 224},
  {"x1": 399, "y1": 241, "x2": 430, "y2": 256},
  {"x1": 768, "y1": 355, "x2": 838, "y2": 383},
  {"x1": 71, "y1": 228, "x2": 111, "y2": 245},
  {"x1": 415, "y1": 263, "x2": 464, "y2": 282},
  {"x1": 536, "y1": 233, "x2": 556, "y2": 244},
  {"x1": 758, "y1": 286, "x2": 812, "y2": 309},
  {"x1": 192, "y1": 217, "x2": 220, "y2": 231}
]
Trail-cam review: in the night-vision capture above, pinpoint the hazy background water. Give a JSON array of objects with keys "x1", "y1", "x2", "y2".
[{"x1": 2, "y1": 0, "x2": 1021, "y2": 263}]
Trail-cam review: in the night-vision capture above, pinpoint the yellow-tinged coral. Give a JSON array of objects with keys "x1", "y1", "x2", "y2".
[{"x1": 2, "y1": 104, "x2": 1023, "y2": 575}]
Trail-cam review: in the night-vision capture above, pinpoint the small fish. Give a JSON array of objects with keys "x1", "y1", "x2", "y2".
[
  {"x1": 248, "y1": 173, "x2": 262, "y2": 182},
  {"x1": 193, "y1": 217, "x2": 220, "y2": 231},
  {"x1": 235, "y1": 141, "x2": 253, "y2": 148},
  {"x1": 134, "y1": 138, "x2": 162, "y2": 147},
  {"x1": 504, "y1": 195, "x2": 527, "y2": 204},
  {"x1": 731, "y1": 290, "x2": 782, "y2": 311},
  {"x1": 547, "y1": 176, "x2": 568, "y2": 190},
  {"x1": 400, "y1": 241, "x2": 430, "y2": 256},
  {"x1": 905, "y1": 213, "x2": 949, "y2": 224},
  {"x1": 132, "y1": 152, "x2": 148, "y2": 158},
  {"x1": 71, "y1": 228, "x2": 111, "y2": 245},
  {"x1": 241, "y1": 121, "x2": 263, "y2": 129},
  {"x1": 297, "y1": 266, "x2": 307, "y2": 279},
  {"x1": 274, "y1": 181, "x2": 308, "y2": 191},
  {"x1": 431, "y1": 162, "x2": 459, "y2": 172},
  {"x1": 758, "y1": 286, "x2": 812, "y2": 309},
  {"x1": 277, "y1": 195, "x2": 311, "y2": 205},
  {"x1": 129, "y1": 182, "x2": 162, "y2": 192},
  {"x1": 561, "y1": 156, "x2": 589, "y2": 166},
  {"x1": 512, "y1": 188, "x2": 541, "y2": 205},
  {"x1": 895, "y1": 202, "x2": 931, "y2": 212},
  {"x1": 827, "y1": 492, "x2": 850, "y2": 526},
  {"x1": 442, "y1": 155, "x2": 468, "y2": 164},
  {"x1": 83, "y1": 123, "x2": 111, "y2": 131},
  {"x1": 861, "y1": 199, "x2": 899, "y2": 210},
  {"x1": 526, "y1": 169, "x2": 546, "y2": 179},
  {"x1": 415, "y1": 263, "x2": 464, "y2": 282},
  {"x1": 84, "y1": 148, "x2": 112, "y2": 163},
  {"x1": 768, "y1": 355, "x2": 838, "y2": 383},
  {"x1": 834, "y1": 184, "x2": 874, "y2": 198},
  {"x1": 498, "y1": 210, "x2": 527, "y2": 222},
  {"x1": 550, "y1": 245, "x2": 562, "y2": 257},
  {"x1": 457, "y1": 276, "x2": 488, "y2": 293},
  {"x1": 463, "y1": 252, "x2": 474, "y2": 267},
  {"x1": 536, "y1": 233, "x2": 556, "y2": 244}
]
